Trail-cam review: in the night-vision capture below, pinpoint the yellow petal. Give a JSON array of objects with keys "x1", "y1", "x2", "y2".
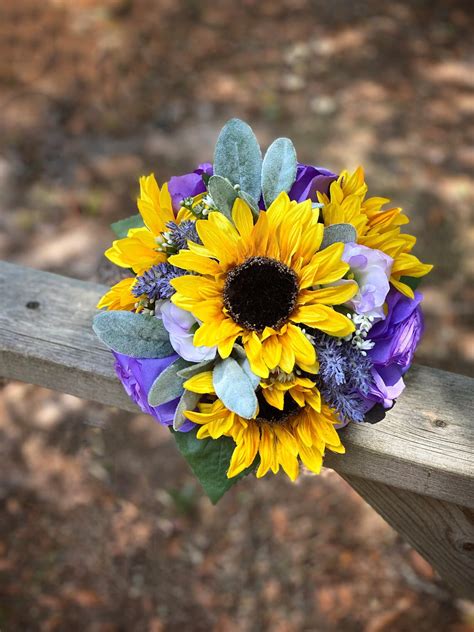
[{"x1": 183, "y1": 371, "x2": 215, "y2": 394}]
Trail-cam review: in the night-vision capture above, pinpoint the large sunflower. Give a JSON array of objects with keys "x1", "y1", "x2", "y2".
[
  {"x1": 317, "y1": 167, "x2": 433, "y2": 298},
  {"x1": 182, "y1": 370, "x2": 344, "y2": 480},
  {"x1": 169, "y1": 193, "x2": 357, "y2": 378}
]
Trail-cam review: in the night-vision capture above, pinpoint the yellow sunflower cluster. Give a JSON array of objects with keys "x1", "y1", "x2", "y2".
[
  {"x1": 97, "y1": 166, "x2": 431, "y2": 483},
  {"x1": 317, "y1": 167, "x2": 432, "y2": 298}
]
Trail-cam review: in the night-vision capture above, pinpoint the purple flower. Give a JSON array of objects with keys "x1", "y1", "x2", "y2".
[
  {"x1": 342, "y1": 243, "x2": 393, "y2": 319},
  {"x1": 288, "y1": 163, "x2": 337, "y2": 203},
  {"x1": 362, "y1": 289, "x2": 424, "y2": 409},
  {"x1": 160, "y1": 301, "x2": 217, "y2": 363},
  {"x1": 113, "y1": 352, "x2": 195, "y2": 431},
  {"x1": 168, "y1": 163, "x2": 213, "y2": 211}
]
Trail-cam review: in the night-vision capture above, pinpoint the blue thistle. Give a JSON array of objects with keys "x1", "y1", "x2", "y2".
[
  {"x1": 313, "y1": 333, "x2": 374, "y2": 424},
  {"x1": 132, "y1": 263, "x2": 184, "y2": 301}
]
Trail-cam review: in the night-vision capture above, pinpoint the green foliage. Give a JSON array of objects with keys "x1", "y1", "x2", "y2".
[
  {"x1": 172, "y1": 428, "x2": 255, "y2": 504},
  {"x1": 214, "y1": 118, "x2": 263, "y2": 201},
  {"x1": 261, "y1": 137, "x2": 297, "y2": 208},
  {"x1": 207, "y1": 175, "x2": 238, "y2": 220},
  {"x1": 212, "y1": 357, "x2": 258, "y2": 419},
  {"x1": 176, "y1": 359, "x2": 215, "y2": 379},
  {"x1": 93, "y1": 311, "x2": 173, "y2": 358},
  {"x1": 148, "y1": 357, "x2": 190, "y2": 406},
  {"x1": 321, "y1": 223, "x2": 357, "y2": 249},
  {"x1": 173, "y1": 389, "x2": 201, "y2": 430},
  {"x1": 110, "y1": 213, "x2": 144, "y2": 239},
  {"x1": 238, "y1": 190, "x2": 260, "y2": 219},
  {"x1": 399, "y1": 276, "x2": 422, "y2": 292}
]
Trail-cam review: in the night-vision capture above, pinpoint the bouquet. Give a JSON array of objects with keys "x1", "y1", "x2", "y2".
[{"x1": 93, "y1": 119, "x2": 432, "y2": 503}]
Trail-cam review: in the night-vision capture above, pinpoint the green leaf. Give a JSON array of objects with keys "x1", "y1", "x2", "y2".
[
  {"x1": 261, "y1": 137, "x2": 297, "y2": 208},
  {"x1": 207, "y1": 175, "x2": 238, "y2": 220},
  {"x1": 231, "y1": 345, "x2": 260, "y2": 389},
  {"x1": 213, "y1": 357, "x2": 258, "y2": 419},
  {"x1": 172, "y1": 427, "x2": 255, "y2": 504},
  {"x1": 238, "y1": 190, "x2": 260, "y2": 219},
  {"x1": 93, "y1": 311, "x2": 173, "y2": 358},
  {"x1": 214, "y1": 119, "x2": 262, "y2": 201},
  {"x1": 111, "y1": 213, "x2": 144, "y2": 239},
  {"x1": 399, "y1": 276, "x2": 422, "y2": 292},
  {"x1": 173, "y1": 389, "x2": 201, "y2": 430},
  {"x1": 148, "y1": 357, "x2": 189, "y2": 407},
  {"x1": 176, "y1": 359, "x2": 215, "y2": 379},
  {"x1": 320, "y1": 223, "x2": 356, "y2": 250}
]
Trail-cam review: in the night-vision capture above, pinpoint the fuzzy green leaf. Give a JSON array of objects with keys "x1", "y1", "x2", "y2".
[
  {"x1": 320, "y1": 223, "x2": 356, "y2": 250},
  {"x1": 238, "y1": 190, "x2": 260, "y2": 219},
  {"x1": 213, "y1": 357, "x2": 258, "y2": 419},
  {"x1": 173, "y1": 390, "x2": 201, "y2": 430},
  {"x1": 176, "y1": 359, "x2": 215, "y2": 379},
  {"x1": 111, "y1": 213, "x2": 144, "y2": 239},
  {"x1": 261, "y1": 137, "x2": 297, "y2": 208},
  {"x1": 172, "y1": 428, "x2": 255, "y2": 504},
  {"x1": 207, "y1": 175, "x2": 238, "y2": 220},
  {"x1": 214, "y1": 119, "x2": 262, "y2": 201},
  {"x1": 148, "y1": 357, "x2": 189, "y2": 407},
  {"x1": 93, "y1": 311, "x2": 173, "y2": 358}
]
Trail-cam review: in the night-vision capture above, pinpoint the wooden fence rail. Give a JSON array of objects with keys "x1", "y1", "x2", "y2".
[{"x1": 0, "y1": 261, "x2": 473, "y2": 598}]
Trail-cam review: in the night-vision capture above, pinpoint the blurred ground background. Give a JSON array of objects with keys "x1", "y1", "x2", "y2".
[{"x1": 0, "y1": 0, "x2": 473, "y2": 630}]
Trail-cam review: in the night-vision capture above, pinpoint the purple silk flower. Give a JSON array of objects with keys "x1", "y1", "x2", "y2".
[
  {"x1": 113, "y1": 352, "x2": 195, "y2": 432},
  {"x1": 288, "y1": 163, "x2": 337, "y2": 202},
  {"x1": 167, "y1": 162, "x2": 213, "y2": 211},
  {"x1": 362, "y1": 289, "x2": 424, "y2": 409}
]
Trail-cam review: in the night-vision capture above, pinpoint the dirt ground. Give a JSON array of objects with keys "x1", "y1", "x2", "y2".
[{"x1": 0, "y1": 1, "x2": 473, "y2": 630}]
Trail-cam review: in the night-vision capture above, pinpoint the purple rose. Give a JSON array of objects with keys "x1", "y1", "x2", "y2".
[
  {"x1": 113, "y1": 351, "x2": 195, "y2": 432},
  {"x1": 288, "y1": 163, "x2": 337, "y2": 203},
  {"x1": 362, "y1": 289, "x2": 424, "y2": 409},
  {"x1": 342, "y1": 243, "x2": 393, "y2": 319},
  {"x1": 168, "y1": 163, "x2": 213, "y2": 211}
]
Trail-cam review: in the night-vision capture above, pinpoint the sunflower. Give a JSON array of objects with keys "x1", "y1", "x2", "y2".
[
  {"x1": 104, "y1": 174, "x2": 193, "y2": 275},
  {"x1": 183, "y1": 370, "x2": 344, "y2": 480},
  {"x1": 317, "y1": 167, "x2": 432, "y2": 298},
  {"x1": 97, "y1": 277, "x2": 138, "y2": 311},
  {"x1": 169, "y1": 193, "x2": 357, "y2": 379}
]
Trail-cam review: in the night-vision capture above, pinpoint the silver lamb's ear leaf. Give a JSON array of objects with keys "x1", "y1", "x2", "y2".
[
  {"x1": 231, "y1": 345, "x2": 260, "y2": 390},
  {"x1": 237, "y1": 190, "x2": 260, "y2": 219},
  {"x1": 320, "y1": 223, "x2": 357, "y2": 250},
  {"x1": 148, "y1": 357, "x2": 189, "y2": 407},
  {"x1": 93, "y1": 311, "x2": 173, "y2": 358},
  {"x1": 173, "y1": 390, "x2": 201, "y2": 430},
  {"x1": 214, "y1": 119, "x2": 262, "y2": 201},
  {"x1": 207, "y1": 175, "x2": 238, "y2": 220},
  {"x1": 261, "y1": 137, "x2": 297, "y2": 208},
  {"x1": 176, "y1": 359, "x2": 215, "y2": 379},
  {"x1": 213, "y1": 357, "x2": 258, "y2": 419}
]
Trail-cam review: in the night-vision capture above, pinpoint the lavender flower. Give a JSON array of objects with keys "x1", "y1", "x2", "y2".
[
  {"x1": 313, "y1": 333, "x2": 374, "y2": 425},
  {"x1": 132, "y1": 263, "x2": 184, "y2": 301},
  {"x1": 165, "y1": 220, "x2": 201, "y2": 251}
]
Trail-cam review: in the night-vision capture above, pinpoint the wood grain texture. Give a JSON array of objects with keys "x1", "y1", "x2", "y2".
[
  {"x1": 342, "y1": 474, "x2": 474, "y2": 598},
  {"x1": 1, "y1": 261, "x2": 473, "y2": 509}
]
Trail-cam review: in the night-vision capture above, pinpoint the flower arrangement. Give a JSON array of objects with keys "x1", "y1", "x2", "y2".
[{"x1": 93, "y1": 119, "x2": 432, "y2": 503}]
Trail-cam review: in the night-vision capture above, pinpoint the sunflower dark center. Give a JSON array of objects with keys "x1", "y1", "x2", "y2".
[
  {"x1": 223, "y1": 256, "x2": 299, "y2": 332},
  {"x1": 255, "y1": 392, "x2": 300, "y2": 425}
]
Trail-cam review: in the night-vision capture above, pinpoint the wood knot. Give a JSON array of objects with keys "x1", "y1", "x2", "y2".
[
  {"x1": 25, "y1": 301, "x2": 40, "y2": 310},
  {"x1": 433, "y1": 418, "x2": 447, "y2": 428}
]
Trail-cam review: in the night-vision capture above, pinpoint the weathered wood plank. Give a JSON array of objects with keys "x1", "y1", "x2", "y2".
[
  {"x1": 342, "y1": 474, "x2": 474, "y2": 598},
  {"x1": 0, "y1": 261, "x2": 473, "y2": 510}
]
